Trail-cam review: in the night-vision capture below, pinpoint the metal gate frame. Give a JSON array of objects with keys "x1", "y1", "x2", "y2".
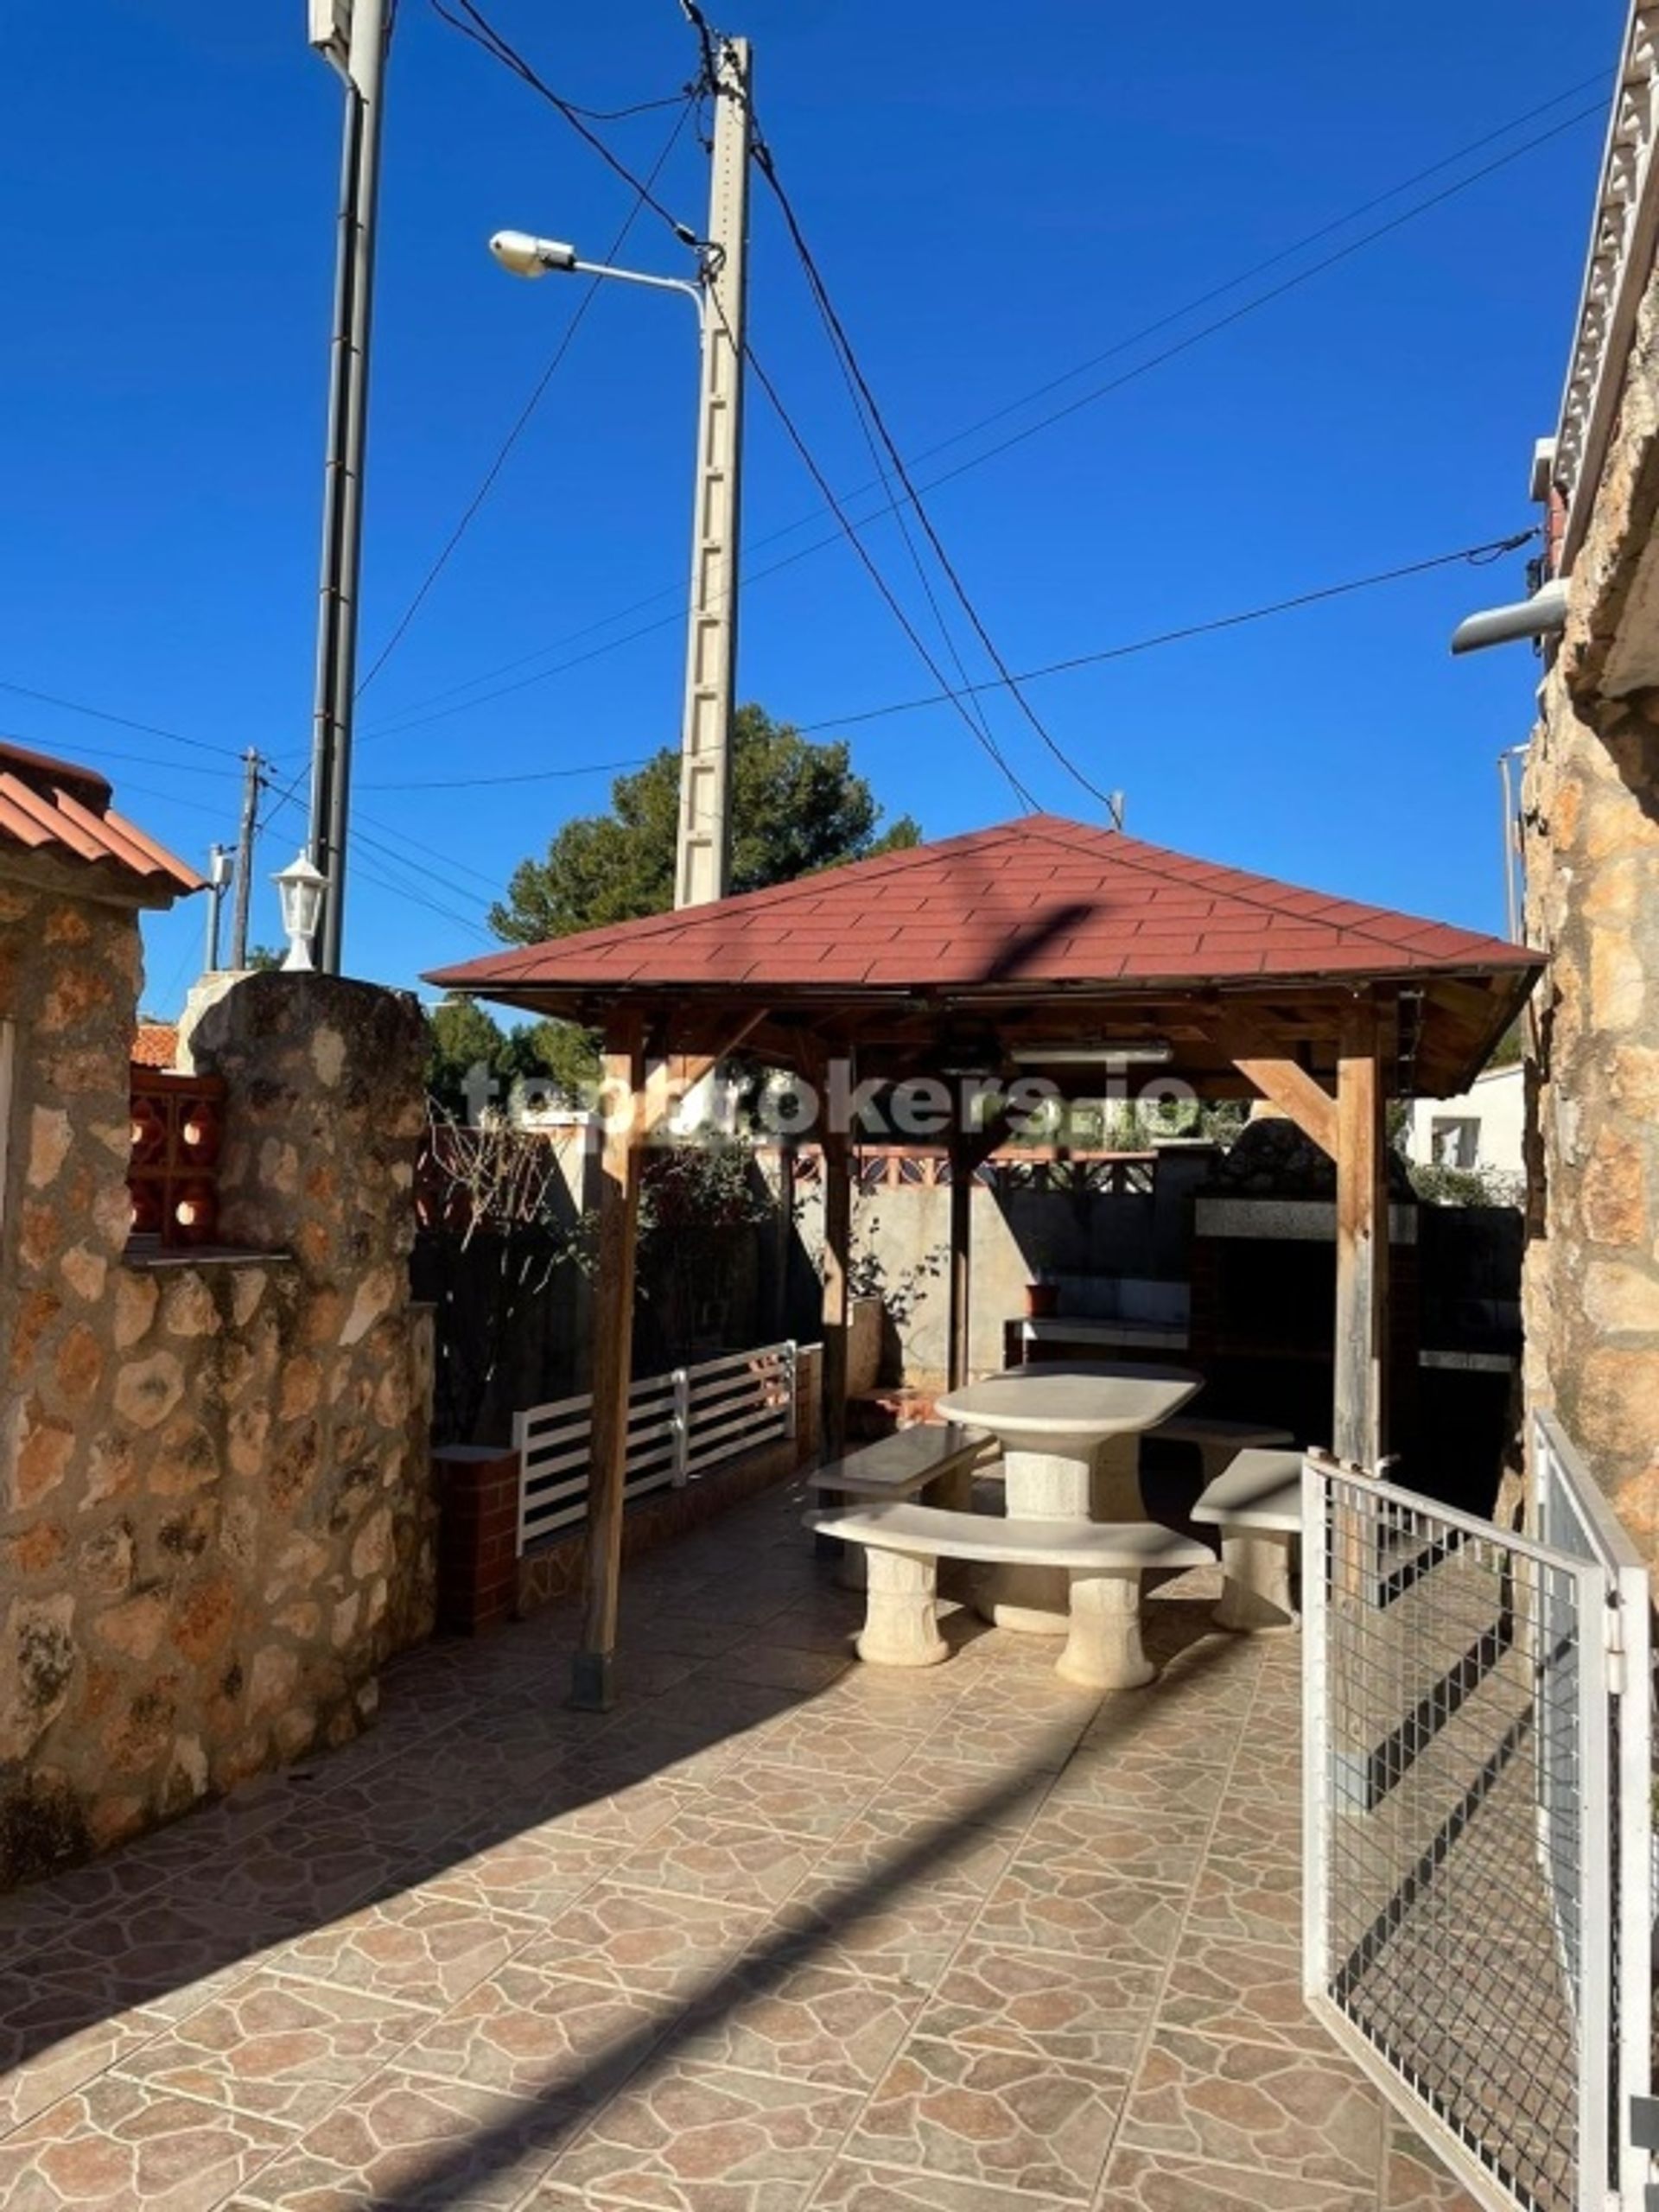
[{"x1": 1302, "y1": 1441, "x2": 1653, "y2": 2212}]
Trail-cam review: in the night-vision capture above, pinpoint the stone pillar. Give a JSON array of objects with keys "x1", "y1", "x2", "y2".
[{"x1": 434, "y1": 1445, "x2": 521, "y2": 1634}]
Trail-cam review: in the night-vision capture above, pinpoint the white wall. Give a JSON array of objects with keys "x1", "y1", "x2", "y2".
[{"x1": 1404, "y1": 1064, "x2": 1524, "y2": 1179}]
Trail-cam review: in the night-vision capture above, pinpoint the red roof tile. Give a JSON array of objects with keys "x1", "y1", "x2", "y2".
[
  {"x1": 132, "y1": 1022, "x2": 180, "y2": 1070},
  {"x1": 0, "y1": 740, "x2": 203, "y2": 901},
  {"x1": 428, "y1": 814, "x2": 1537, "y2": 1004}
]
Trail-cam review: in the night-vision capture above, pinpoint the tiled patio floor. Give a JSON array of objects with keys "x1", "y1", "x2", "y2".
[{"x1": 0, "y1": 1478, "x2": 1481, "y2": 2211}]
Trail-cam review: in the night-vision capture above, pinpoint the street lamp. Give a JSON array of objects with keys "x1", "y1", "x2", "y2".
[
  {"x1": 274, "y1": 853, "x2": 329, "y2": 973},
  {"x1": 487, "y1": 231, "x2": 705, "y2": 318}
]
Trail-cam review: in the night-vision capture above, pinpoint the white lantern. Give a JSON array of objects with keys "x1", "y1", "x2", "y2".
[{"x1": 273, "y1": 853, "x2": 328, "y2": 973}]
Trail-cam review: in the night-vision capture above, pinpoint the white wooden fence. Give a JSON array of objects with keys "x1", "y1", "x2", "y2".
[{"x1": 512, "y1": 1339, "x2": 799, "y2": 1554}]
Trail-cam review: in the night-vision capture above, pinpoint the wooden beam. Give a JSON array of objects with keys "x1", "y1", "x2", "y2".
[
  {"x1": 641, "y1": 1009, "x2": 770, "y2": 1135},
  {"x1": 1332, "y1": 1000, "x2": 1389, "y2": 1469},
  {"x1": 1232, "y1": 1054, "x2": 1338, "y2": 1160},
  {"x1": 948, "y1": 1134, "x2": 972, "y2": 1391},
  {"x1": 820, "y1": 1124, "x2": 852, "y2": 1462},
  {"x1": 570, "y1": 1009, "x2": 646, "y2": 1713}
]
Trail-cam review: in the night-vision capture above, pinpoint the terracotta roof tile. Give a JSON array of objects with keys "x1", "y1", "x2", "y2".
[
  {"x1": 428, "y1": 813, "x2": 1538, "y2": 1002},
  {"x1": 0, "y1": 740, "x2": 202, "y2": 900},
  {"x1": 132, "y1": 1022, "x2": 180, "y2": 1070}
]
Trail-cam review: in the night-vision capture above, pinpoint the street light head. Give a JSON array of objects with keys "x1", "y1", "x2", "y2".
[{"x1": 489, "y1": 230, "x2": 578, "y2": 279}]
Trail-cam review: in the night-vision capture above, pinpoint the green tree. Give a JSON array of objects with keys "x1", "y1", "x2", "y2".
[{"x1": 490, "y1": 705, "x2": 921, "y2": 945}]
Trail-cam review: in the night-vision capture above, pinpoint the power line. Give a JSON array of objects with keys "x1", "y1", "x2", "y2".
[
  {"x1": 355, "y1": 531, "x2": 1535, "y2": 793},
  {"x1": 735, "y1": 321, "x2": 1040, "y2": 810},
  {"x1": 751, "y1": 118, "x2": 1115, "y2": 814},
  {"x1": 794, "y1": 531, "x2": 1540, "y2": 732},
  {"x1": 358, "y1": 78, "x2": 1601, "y2": 739},
  {"x1": 0, "y1": 678, "x2": 245, "y2": 762},
  {"x1": 356, "y1": 96, "x2": 697, "y2": 700},
  {"x1": 428, "y1": 0, "x2": 704, "y2": 247},
  {"x1": 0, "y1": 730, "x2": 241, "y2": 784}
]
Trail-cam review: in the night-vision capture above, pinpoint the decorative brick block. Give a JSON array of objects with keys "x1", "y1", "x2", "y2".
[{"x1": 435, "y1": 1445, "x2": 522, "y2": 1634}]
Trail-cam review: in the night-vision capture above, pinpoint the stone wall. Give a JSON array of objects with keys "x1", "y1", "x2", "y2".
[
  {"x1": 1522, "y1": 250, "x2": 1659, "y2": 1573},
  {"x1": 0, "y1": 925, "x2": 435, "y2": 1888}
]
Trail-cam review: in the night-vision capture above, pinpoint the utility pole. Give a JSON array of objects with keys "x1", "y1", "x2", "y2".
[
  {"x1": 307, "y1": 0, "x2": 391, "y2": 972},
  {"x1": 673, "y1": 33, "x2": 752, "y2": 911},
  {"x1": 228, "y1": 750, "x2": 262, "y2": 970},
  {"x1": 202, "y1": 845, "x2": 233, "y2": 975}
]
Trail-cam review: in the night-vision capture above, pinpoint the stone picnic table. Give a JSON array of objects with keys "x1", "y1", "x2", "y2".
[{"x1": 934, "y1": 1360, "x2": 1204, "y2": 1632}]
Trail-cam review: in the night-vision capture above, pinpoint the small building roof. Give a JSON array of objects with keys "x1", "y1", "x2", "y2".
[
  {"x1": 429, "y1": 815, "x2": 1538, "y2": 1096},
  {"x1": 132, "y1": 1022, "x2": 181, "y2": 1070},
  {"x1": 0, "y1": 740, "x2": 203, "y2": 905}
]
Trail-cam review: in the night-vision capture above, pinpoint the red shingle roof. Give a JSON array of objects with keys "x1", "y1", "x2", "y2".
[
  {"x1": 0, "y1": 741, "x2": 203, "y2": 901},
  {"x1": 132, "y1": 1022, "x2": 180, "y2": 1070},
  {"x1": 427, "y1": 815, "x2": 1536, "y2": 999}
]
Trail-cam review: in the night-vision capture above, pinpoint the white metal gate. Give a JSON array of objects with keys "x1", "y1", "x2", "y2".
[{"x1": 1303, "y1": 1433, "x2": 1652, "y2": 2212}]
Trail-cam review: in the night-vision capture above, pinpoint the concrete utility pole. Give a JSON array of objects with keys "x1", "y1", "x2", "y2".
[
  {"x1": 673, "y1": 34, "x2": 752, "y2": 911},
  {"x1": 307, "y1": 0, "x2": 391, "y2": 972},
  {"x1": 228, "y1": 749, "x2": 262, "y2": 970}
]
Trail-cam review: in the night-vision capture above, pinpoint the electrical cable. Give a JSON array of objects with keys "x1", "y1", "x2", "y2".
[
  {"x1": 355, "y1": 95, "x2": 698, "y2": 699},
  {"x1": 793, "y1": 530, "x2": 1541, "y2": 731},
  {"x1": 734, "y1": 320, "x2": 1041, "y2": 810},
  {"x1": 428, "y1": 0, "x2": 705, "y2": 247},
  {"x1": 0, "y1": 679, "x2": 247, "y2": 762},
  {"x1": 352, "y1": 527, "x2": 1535, "y2": 790},
  {"x1": 751, "y1": 118, "x2": 1115, "y2": 813},
  {"x1": 358, "y1": 76, "x2": 1601, "y2": 736}
]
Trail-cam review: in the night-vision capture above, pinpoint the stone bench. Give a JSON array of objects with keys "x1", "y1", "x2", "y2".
[
  {"x1": 1150, "y1": 1415, "x2": 1296, "y2": 1491},
  {"x1": 1192, "y1": 1446, "x2": 1303, "y2": 1631},
  {"x1": 807, "y1": 1423, "x2": 994, "y2": 1587},
  {"x1": 810, "y1": 1501, "x2": 1211, "y2": 1691}
]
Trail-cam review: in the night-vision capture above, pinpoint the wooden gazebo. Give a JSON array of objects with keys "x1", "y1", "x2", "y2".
[{"x1": 429, "y1": 814, "x2": 1541, "y2": 1706}]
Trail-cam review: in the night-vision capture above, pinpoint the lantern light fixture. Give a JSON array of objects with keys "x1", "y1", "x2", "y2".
[{"x1": 273, "y1": 853, "x2": 329, "y2": 973}]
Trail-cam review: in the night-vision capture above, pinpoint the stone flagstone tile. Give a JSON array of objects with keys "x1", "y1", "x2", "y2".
[
  {"x1": 914, "y1": 1937, "x2": 1161, "y2": 2072},
  {"x1": 809, "y1": 1808, "x2": 1014, "y2": 1902},
  {"x1": 396, "y1": 1962, "x2": 672, "y2": 2101},
  {"x1": 605, "y1": 1808, "x2": 820, "y2": 1912},
  {"x1": 913, "y1": 1703, "x2": 1092, "y2": 1776},
  {"x1": 234, "y1": 2067, "x2": 573, "y2": 2212},
  {"x1": 640, "y1": 1612, "x2": 757, "y2": 1662},
  {"x1": 414, "y1": 1832, "x2": 611, "y2": 1923},
  {"x1": 844, "y1": 2034, "x2": 1127, "y2": 2202},
  {"x1": 1097, "y1": 2146, "x2": 1376, "y2": 2211},
  {"x1": 109, "y1": 1970, "x2": 429, "y2": 2132},
  {"x1": 1184, "y1": 1821, "x2": 1303, "y2": 1950},
  {"x1": 514, "y1": 1771, "x2": 690, "y2": 1849},
  {"x1": 7, "y1": 1900, "x2": 270, "y2": 2019},
  {"x1": 1118, "y1": 2025, "x2": 1383, "y2": 2195},
  {"x1": 0, "y1": 2075, "x2": 290, "y2": 2212},
  {"x1": 268, "y1": 1891, "x2": 535, "y2": 2011},
  {"x1": 860, "y1": 1755, "x2": 1052, "y2": 1841},
  {"x1": 533, "y1": 2057, "x2": 865, "y2": 2212},
  {"x1": 753, "y1": 1714, "x2": 922, "y2": 1781},
  {"x1": 1158, "y1": 1936, "x2": 1331, "y2": 2053},
  {"x1": 151, "y1": 1820, "x2": 400, "y2": 1935},
  {"x1": 805, "y1": 2159, "x2": 1058, "y2": 2212},
  {"x1": 1078, "y1": 1698, "x2": 1240, "y2": 1770},
  {"x1": 972, "y1": 1860, "x2": 1186, "y2": 1971},
  {"x1": 0, "y1": 1988, "x2": 175, "y2": 2135},
  {"x1": 518, "y1": 1881, "x2": 773, "y2": 2002},
  {"x1": 677, "y1": 1956, "x2": 920, "y2": 2088},
  {"x1": 772, "y1": 1878, "x2": 983, "y2": 1993},
  {"x1": 707, "y1": 1643, "x2": 855, "y2": 1694},
  {"x1": 1382, "y1": 2122, "x2": 1486, "y2": 2209},
  {"x1": 1046, "y1": 1744, "x2": 1233, "y2": 1820},
  {"x1": 1018, "y1": 1796, "x2": 1213, "y2": 1889},
  {"x1": 682, "y1": 1756, "x2": 881, "y2": 1842}
]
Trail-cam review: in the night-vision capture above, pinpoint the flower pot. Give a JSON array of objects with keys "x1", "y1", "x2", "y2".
[{"x1": 1025, "y1": 1281, "x2": 1059, "y2": 1319}]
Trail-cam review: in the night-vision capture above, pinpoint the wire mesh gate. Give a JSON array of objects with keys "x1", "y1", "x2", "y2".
[{"x1": 1302, "y1": 1441, "x2": 1652, "y2": 2212}]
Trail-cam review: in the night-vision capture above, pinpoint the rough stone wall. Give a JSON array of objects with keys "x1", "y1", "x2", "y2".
[
  {"x1": 1522, "y1": 253, "x2": 1659, "y2": 1572},
  {"x1": 0, "y1": 925, "x2": 435, "y2": 1887}
]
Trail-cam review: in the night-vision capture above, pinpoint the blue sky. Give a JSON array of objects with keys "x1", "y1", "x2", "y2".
[{"x1": 0, "y1": 1, "x2": 1625, "y2": 1013}]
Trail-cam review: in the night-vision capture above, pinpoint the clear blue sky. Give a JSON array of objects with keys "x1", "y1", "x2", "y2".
[{"x1": 0, "y1": 1, "x2": 1625, "y2": 1013}]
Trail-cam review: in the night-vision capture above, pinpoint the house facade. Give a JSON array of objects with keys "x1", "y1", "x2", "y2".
[{"x1": 1519, "y1": 3, "x2": 1659, "y2": 1560}]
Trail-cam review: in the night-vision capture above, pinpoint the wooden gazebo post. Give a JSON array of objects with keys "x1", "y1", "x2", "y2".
[
  {"x1": 571, "y1": 1008, "x2": 645, "y2": 1712},
  {"x1": 820, "y1": 1124, "x2": 852, "y2": 1462},
  {"x1": 947, "y1": 1131, "x2": 972, "y2": 1391},
  {"x1": 1230, "y1": 988, "x2": 1391, "y2": 1469}
]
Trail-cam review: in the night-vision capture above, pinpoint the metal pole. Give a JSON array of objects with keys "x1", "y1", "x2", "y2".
[
  {"x1": 308, "y1": 0, "x2": 390, "y2": 973},
  {"x1": 229, "y1": 750, "x2": 261, "y2": 969},
  {"x1": 673, "y1": 34, "x2": 751, "y2": 911},
  {"x1": 203, "y1": 847, "x2": 230, "y2": 974},
  {"x1": 1497, "y1": 746, "x2": 1526, "y2": 944}
]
